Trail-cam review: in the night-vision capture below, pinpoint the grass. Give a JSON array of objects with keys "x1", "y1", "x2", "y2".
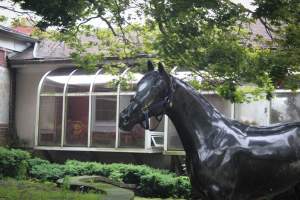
[
  {"x1": 0, "y1": 178, "x2": 102, "y2": 200},
  {"x1": 0, "y1": 178, "x2": 183, "y2": 200}
]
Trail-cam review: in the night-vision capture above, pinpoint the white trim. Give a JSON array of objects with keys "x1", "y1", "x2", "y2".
[
  {"x1": 163, "y1": 115, "x2": 168, "y2": 151},
  {"x1": 267, "y1": 99, "x2": 271, "y2": 125},
  {"x1": 92, "y1": 92, "x2": 118, "y2": 96},
  {"x1": 88, "y1": 68, "x2": 103, "y2": 147},
  {"x1": 274, "y1": 89, "x2": 300, "y2": 93},
  {"x1": 231, "y1": 103, "x2": 235, "y2": 120},
  {"x1": 40, "y1": 93, "x2": 64, "y2": 96},
  {"x1": 35, "y1": 70, "x2": 53, "y2": 147},
  {"x1": 61, "y1": 69, "x2": 78, "y2": 147},
  {"x1": 170, "y1": 66, "x2": 178, "y2": 74},
  {"x1": 119, "y1": 92, "x2": 136, "y2": 95},
  {"x1": 115, "y1": 68, "x2": 131, "y2": 148},
  {"x1": 34, "y1": 146, "x2": 162, "y2": 153}
]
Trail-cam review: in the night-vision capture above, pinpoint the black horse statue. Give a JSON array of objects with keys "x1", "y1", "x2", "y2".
[{"x1": 119, "y1": 61, "x2": 300, "y2": 200}]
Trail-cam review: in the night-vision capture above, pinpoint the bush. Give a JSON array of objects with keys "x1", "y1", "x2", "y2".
[
  {"x1": 0, "y1": 148, "x2": 192, "y2": 198},
  {"x1": 29, "y1": 162, "x2": 66, "y2": 181},
  {"x1": 0, "y1": 147, "x2": 30, "y2": 179},
  {"x1": 62, "y1": 160, "x2": 191, "y2": 198}
]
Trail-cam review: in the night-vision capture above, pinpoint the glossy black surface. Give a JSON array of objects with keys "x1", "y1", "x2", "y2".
[{"x1": 119, "y1": 62, "x2": 300, "y2": 200}]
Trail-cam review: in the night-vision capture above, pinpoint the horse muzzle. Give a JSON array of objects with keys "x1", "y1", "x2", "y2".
[{"x1": 119, "y1": 112, "x2": 134, "y2": 131}]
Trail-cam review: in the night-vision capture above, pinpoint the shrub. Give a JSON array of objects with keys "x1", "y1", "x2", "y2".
[
  {"x1": 0, "y1": 147, "x2": 30, "y2": 178},
  {"x1": 176, "y1": 176, "x2": 192, "y2": 199},
  {"x1": 62, "y1": 161, "x2": 191, "y2": 198},
  {"x1": 29, "y1": 162, "x2": 66, "y2": 181},
  {"x1": 0, "y1": 148, "x2": 192, "y2": 198},
  {"x1": 139, "y1": 172, "x2": 176, "y2": 198}
]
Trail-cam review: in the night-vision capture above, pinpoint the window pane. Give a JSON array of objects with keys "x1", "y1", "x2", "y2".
[
  {"x1": 91, "y1": 95, "x2": 117, "y2": 147},
  {"x1": 203, "y1": 94, "x2": 232, "y2": 118},
  {"x1": 120, "y1": 72, "x2": 143, "y2": 91},
  {"x1": 235, "y1": 99, "x2": 269, "y2": 126},
  {"x1": 119, "y1": 95, "x2": 145, "y2": 148},
  {"x1": 38, "y1": 96, "x2": 62, "y2": 146},
  {"x1": 41, "y1": 68, "x2": 74, "y2": 94},
  {"x1": 65, "y1": 96, "x2": 89, "y2": 146},
  {"x1": 271, "y1": 93, "x2": 300, "y2": 124},
  {"x1": 93, "y1": 73, "x2": 117, "y2": 92},
  {"x1": 67, "y1": 69, "x2": 93, "y2": 93},
  {"x1": 167, "y1": 119, "x2": 183, "y2": 150},
  {"x1": 149, "y1": 116, "x2": 165, "y2": 132}
]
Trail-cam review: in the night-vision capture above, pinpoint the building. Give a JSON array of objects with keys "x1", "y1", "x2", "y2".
[
  {"x1": 0, "y1": 25, "x2": 37, "y2": 145},
  {"x1": 1, "y1": 24, "x2": 300, "y2": 168}
]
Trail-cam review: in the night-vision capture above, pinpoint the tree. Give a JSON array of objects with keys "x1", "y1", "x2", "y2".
[{"x1": 1, "y1": 0, "x2": 299, "y2": 102}]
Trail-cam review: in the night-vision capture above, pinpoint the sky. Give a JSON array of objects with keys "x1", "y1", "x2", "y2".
[{"x1": 0, "y1": 0, "x2": 256, "y2": 28}]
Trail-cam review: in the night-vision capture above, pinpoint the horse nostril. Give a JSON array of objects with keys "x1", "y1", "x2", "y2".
[{"x1": 120, "y1": 114, "x2": 129, "y2": 124}]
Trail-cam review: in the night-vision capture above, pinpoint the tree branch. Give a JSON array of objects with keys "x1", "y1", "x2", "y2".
[
  {"x1": 0, "y1": 5, "x2": 36, "y2": 24},
  {"x1": 99, "y1": 16, "x2": 118, "y2": 37}
]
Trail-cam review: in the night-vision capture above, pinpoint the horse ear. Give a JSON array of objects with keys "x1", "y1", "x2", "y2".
[
  {"x1": 158, "y1": 62, "x2": 170, "y2": 83},
  {"x1": 147, "y1": 60, "x2": 154, "y2": 71},
  {"x1": 158, "y1": 62, "x2": 166, "y2": 74}
]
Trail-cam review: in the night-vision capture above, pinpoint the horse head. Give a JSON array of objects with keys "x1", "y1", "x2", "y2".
[{"x1": 119, "y1": 61, "x2": 172, "y2": 131}]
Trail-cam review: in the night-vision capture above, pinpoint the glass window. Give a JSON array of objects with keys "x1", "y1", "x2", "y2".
[
  {"x1": 235, "y1": 99, "x2": 269, "y2": 126},
  {"x1": 149, "y1": 116, "x2": 165, "y2": 132},
  {"x1": 91, "y1": 95, "x2": 117, "y2": 147},
  {"x1": 119, "y1": 72, "x2": 143, "y2": 92},
  {"x1": 38, "y1": 96, "x2": 62, "y2": 146},
  {"x1": 41, "y1": 68, "x2": 74, "y2": 94},
  {"x1": 119, "y1": 95, "x2": 145, "y2": 148},
  {"x1": 271, "y1": 93, "x2": 300, "y2": 124},
  {"x1": 93, "y1": 73, "x2": 118, "y2": 92},
  {"x1": 167, "y1": 119, "x2": 183, "y2": 150},
  {"x1": 203, "y1": 94, "x2": 232, "y2": 118},
  {"x1": 65, "y1": 96, "x2": 89, "y2": 147},
  {"x1": 67, "y1": 69, "x2": 94, "y2": 93}
]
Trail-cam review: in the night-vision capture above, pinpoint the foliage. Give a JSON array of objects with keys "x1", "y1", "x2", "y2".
[
  {"x1": 4, "y1": 0, "x2": 300, "y2": 102},
  {"x1": 0, "y1": 148, "x2": 191, "y2": 198},
  {"x1": 0, "y1": 178, "x2": 101, "y2": 200},
  {"x1": 0, "y1": 147, "x2": 30, "y2": 179}
]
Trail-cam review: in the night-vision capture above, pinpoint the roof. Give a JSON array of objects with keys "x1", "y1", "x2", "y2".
[
  {"x1": 0, "y1": 25, "x2": 38, "y2": 43},
  {"x1": 8, "y1": 20, "x2": 273, "y2": 65}
]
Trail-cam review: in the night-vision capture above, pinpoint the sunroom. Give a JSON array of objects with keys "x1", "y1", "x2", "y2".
[
  {"x1": 35, "y1": 67, "x2": 166, "y2": 153},
  {"x1": 35, "y1": 67, "x2": 300, "y2": 154}
]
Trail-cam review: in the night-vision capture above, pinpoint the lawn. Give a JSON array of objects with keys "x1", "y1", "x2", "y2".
[
  {"x1": 0, "y1": 178, "x2": 182, "y2": 200},
  {"x1": 0, "y1": 178, "x2": 102, "y2": 200}
]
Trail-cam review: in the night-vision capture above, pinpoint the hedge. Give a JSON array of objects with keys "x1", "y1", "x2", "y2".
[
  {"x1": 0, "y1": 147, "x2": 30, "y2": 179},
  {"x1": 0, "y1": 148, "x2": 191, "y2": 198}
]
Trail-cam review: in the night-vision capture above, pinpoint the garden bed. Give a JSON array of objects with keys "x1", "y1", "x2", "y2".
[{"x1": 0, "y1": 147, "x2": 191, "y2": 199}]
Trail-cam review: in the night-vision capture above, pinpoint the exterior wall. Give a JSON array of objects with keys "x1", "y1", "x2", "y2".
[
  {"x1": 15, "y1": 64, "x2": 61, "y2": 146},
  {"x1": 0, "y1": 49, "x2": 9, "y2": 145},
  {"x1": 0, "y1": 66, "x2": 10, "y2": 144}
]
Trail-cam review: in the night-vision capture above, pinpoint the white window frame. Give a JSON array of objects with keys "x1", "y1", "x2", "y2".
[{"x1": 35, "y1": 67, "x2": 165, "y2": 153}]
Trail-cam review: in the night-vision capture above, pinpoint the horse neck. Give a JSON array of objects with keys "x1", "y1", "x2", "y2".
[{"x1": 166, "y1": 78, "x2": 226, "y2": 152}]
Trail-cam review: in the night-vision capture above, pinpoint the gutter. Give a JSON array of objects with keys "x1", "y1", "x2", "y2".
[{"x1": 9, "y1": 54, "x2": 155, "y2": 67}]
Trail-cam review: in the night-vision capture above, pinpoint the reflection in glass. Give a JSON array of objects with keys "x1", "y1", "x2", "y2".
[
  {"x1": 167, "y1": 119, "x2": 183, "y2": 150},
  {"x1": 119, "y1": 95, "x2": 145, "y2": 148},
  {"x1": 91, "y1": 96, "x2": 116, "y2": 147},
  {"x1": 65, "y1": 96, "x2": 89, "y2": 146},
  {"x1": 235, "y1": 99, "x2": 269, "y2": 126},
  {"x1": 203, "y1": 94, "x2": 232, "y2": 118},
  {"x1": 67, "y1": 70, "x2": 93, "y2": 93},
  {"x1": 93, "y1": 73, "x2": 118, "y2": 92},
  {"x1": 41, "y1": 68, "x2": 74, "y2": 94},
  {"x1": 271, "y1": 93, "x2": 300, "y2": 124},
  {"x1": 38, "y1": 96, "x2": 62, "y2": 146}
]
